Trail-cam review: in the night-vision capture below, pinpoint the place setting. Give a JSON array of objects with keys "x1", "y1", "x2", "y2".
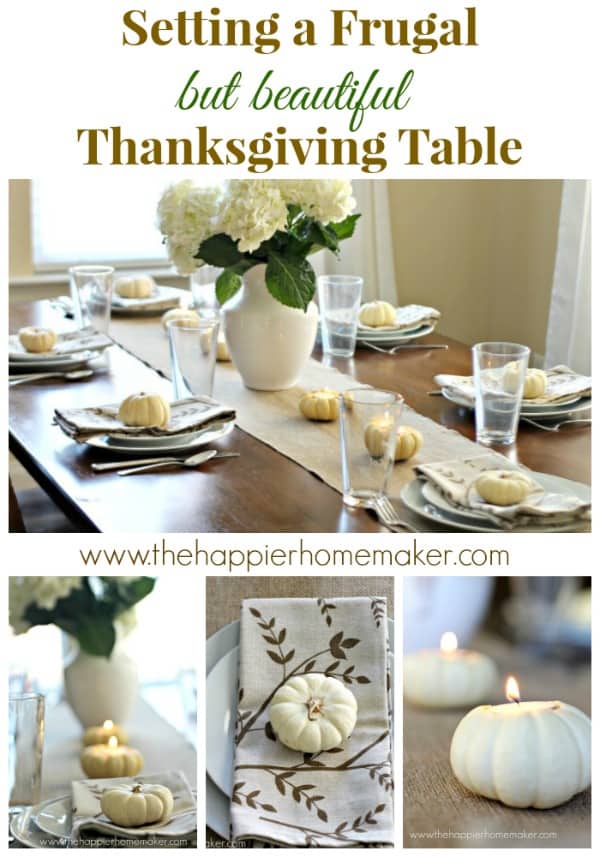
[
  {"x1": 8, "y1": 575, "x2": 198, "y2": 848},
  {"x1": 206, "y1": 585, "x2": 394, "y2": 846}
]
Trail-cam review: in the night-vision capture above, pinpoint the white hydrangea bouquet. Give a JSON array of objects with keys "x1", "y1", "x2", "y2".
[
  {"x1": 157, "y1": 179, "x2": 360, "y2": 311},
  {"x1": 9, "y1": 577, "x2": 155, "y2": 657}
]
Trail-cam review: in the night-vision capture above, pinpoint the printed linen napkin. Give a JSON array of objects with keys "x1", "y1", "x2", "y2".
[
  {"x1": 414, "y1": 454, "x2": 591, "y2": 526},
  {"x1": 71, "y1": 770, "x2": 196, "y2": 845},
  {"x1": 9, "y1": 329, "x2": 112, "y2": 361},
  {"x1": 434, "y1": 366, "x2": 592, "y2": 405},
  {"x1": 231, "y1": 597, "x2": 393, "y2": 847},
  {"x1": 54, "y1": 396, "x2": 235, "y2": 441},
  {"x1": 358, "y1": 303, "x2": 440, "y2": 331}
]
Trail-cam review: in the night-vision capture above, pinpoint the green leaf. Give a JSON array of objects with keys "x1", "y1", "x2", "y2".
[
  {"x1": 73, "y1": 618, "x2": 116, "y2": 658},
  {"x1": 265, "y1": 252, "x2": 316, "y2": 311},
  {"x1": 329, "y1": 213, "x2": 361, "y2": 242},
  {"x1": 195, "y1": 233, "x2": 245, "y2": 267},
  {"x1": 216, "y1": 269, "x2": 242, "y2": 305}
]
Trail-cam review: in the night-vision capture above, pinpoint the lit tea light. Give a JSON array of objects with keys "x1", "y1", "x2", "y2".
[
  {"x1": 82, "y1": 719, "x2": 129, "y2": 747},
  {"x1": 450, "y1": 676, "x2": 591, "y2": 808},
  {"x1": 403, "y1": 631, "x2": 497, "y2": 708},
  {"x1": 81, "y1": 735, "x2": 144, "y2": 779}
]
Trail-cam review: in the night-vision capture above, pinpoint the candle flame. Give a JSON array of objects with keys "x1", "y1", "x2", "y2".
[
  {"x1": 108, "y1": 735, "x2": 118, "y2": 748},
  {"x1": 506, "y1": 675, "x2": 520, "y2": 703},
  {"x1": 103, "y1": 720, "x2": 114, "y2": 729},
  {"x1": 440, "y1": 631, "x2": 458, "y2": 653}
]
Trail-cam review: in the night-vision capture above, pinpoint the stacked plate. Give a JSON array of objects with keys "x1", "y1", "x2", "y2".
[
  {"x1": 83, "y1": 420, "x2": 235, "y2": 456},
  {"x1": 400, "y1": 472, "x2": 591, "y2": 533},
  {"x1": 9, "y1": 337, "x2": 111, "y2": 375},
  {"x1": 205, "y1": 618, "x2": 394, "y2": 840},
  {"x1": 10, "y1": 793, "x2": 197, "y2": 848},
  {"x1": 356, "y1": 321, "x2": 437, "y2": 348},
  {"x1": 441, "y1": 387, "x2": 591, "y2": 424}
]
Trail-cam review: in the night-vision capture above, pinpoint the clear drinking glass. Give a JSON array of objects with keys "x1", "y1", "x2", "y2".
[
  {"x1": 340, "y1": 388, "x2": 404, "y2": 508},
  {"x1": 190, "y1": 265, "x2": 222, "y2": 309},
  {"x1": 167, "y1": 311, "x2": 220, "y2": 399},
  {"x1": 472, "y1": 342, "x2": 531, "y2": 446},
  {"x1": 318, "y1": 275, "x2": 363, "y2": 358},
  {"x1": 9, "y1": 692, "x2": 45, "y2": 814},
  {"x1": 69, "y1": 265, "x2": 114, "y2": 332}
]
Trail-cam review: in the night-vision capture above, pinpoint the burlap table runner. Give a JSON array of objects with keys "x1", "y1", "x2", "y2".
[{"x1": 109, "y1": 317, "x2": 525, "y2": 499}]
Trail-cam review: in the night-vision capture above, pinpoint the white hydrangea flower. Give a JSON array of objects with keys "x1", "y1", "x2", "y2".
[
  {"x1": 157, "y1": 181, "x2": 222, "y2": 274},
  {"x1": 217, "y1": 180, "x2": 288, "y2": 253},
  {"x1": 280, "y1": 180, "x2": 356, "y2": 224},
  {"x1": 9, "y1": 577, "x2": 83, "y2": 634}
]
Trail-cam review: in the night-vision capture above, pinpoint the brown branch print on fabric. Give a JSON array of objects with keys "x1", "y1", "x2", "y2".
[
  {"x1": 258, "y1": 802, "x2": 388, "y2": 844},
  {"x1": 231, "y1": 782, "x2": 277, "y2": 814},
  {"x1": 370, "y1": 598, "x2": 386, "y2": 628},
  {"x1": 236, "y1": 624, "x2": 366, "y2": 745},
  {"x1": 316, "y1": 598, "x2": 336, "y2": 627}
]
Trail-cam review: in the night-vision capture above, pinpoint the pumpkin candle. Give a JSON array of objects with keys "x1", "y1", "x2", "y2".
[
  {"x1": 403, "y1": 632, "x2": 497, "y2": 708},
  {"x1": 81, "y1": 735, "x2": 143, "y2": 779},
  {"x1": 82, "y1": 720, "x2": 129, "y2": 747},
  {"x1": 450, "y1": 676, "x2": 591, "y2": 808}
]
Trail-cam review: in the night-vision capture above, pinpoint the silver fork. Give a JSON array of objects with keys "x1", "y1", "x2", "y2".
[
  {"x1": 364, "y1": 342, "x2": 448, "y2": 355},
  {"x1": 374, "y1": 496, "x2": 418, "y2": 533},
  {"x1": 521, "y1": 417, "x2": 592, "y2": 432}
]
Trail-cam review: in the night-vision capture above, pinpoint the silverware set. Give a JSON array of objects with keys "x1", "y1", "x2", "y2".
[{"x1": 92, "y1": 449, "x2": 240, "y2": 476}]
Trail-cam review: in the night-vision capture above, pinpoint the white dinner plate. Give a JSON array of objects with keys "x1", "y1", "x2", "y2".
[
  {"x1": 83, "y1": 419, "x2": 234, "y2": 455},
  {"x1": 440, "y1": 386, "x2": 588, "y2": 418},
  {"x1": 401, "y1": 476, "x2": 590, "y2": 533},
  {"x1": 206, "y1": 619, "x2": 395, "y2": 800},
  {"x1": 10, "y1": 803, "x2": 65, "y2": 848}
]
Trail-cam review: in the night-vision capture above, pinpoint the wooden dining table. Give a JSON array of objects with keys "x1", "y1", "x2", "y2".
[{"x1": 9, "y1": 300, "x2": 591, "y2": 533}]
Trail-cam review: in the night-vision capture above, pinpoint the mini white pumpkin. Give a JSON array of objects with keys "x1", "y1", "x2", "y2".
[
  {"x1": 450, "y1": 701, "x2": 591, "y2": 808},
  {"x1": 115, "y1": 276, "x2": 155, "y2": 299},
  {"x1": 18, "y1": 326, "x2": 57, "y2": 354},
  {"x1": 270, "y1": 674, "x2": 357, "y2": 753},
  {"x1": 474, "y1": 470, "x2": 534, "y2": 506},
  {"x1": 161, "y1": 308, "x2": 201, "y2": 330},
  {"x1": 503, "y1": 363, "x2": 546, "y2": 398},
  {"x1": 365, "y1": 419, "x2": 423, "y2": 461},
  {"x1": 118, "y1": 393, "x2": 170, "y2": 428},
  {"x1": 359, "y1": 301, "x2": 396, "y2": 328},
  {"x1": 101, "y1": 783, "x2": 174, "y2": 827},
  {"x1": 403, "y1": 650, "x2": 497, "y2": 708},
  {"x1": 299, "y1": 389, "x2": 340, "y2": 422}
]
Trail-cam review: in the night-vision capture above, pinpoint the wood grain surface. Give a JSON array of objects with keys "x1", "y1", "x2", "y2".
[
  {"x1": 9, "y1": 301, "x2": 591, "y2": 533},
  {"x1": 404, "y1": 632, "x2": 591, "y2": 848}
]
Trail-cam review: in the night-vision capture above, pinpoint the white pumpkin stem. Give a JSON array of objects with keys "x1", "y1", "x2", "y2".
[
  {"x1": 306, "y1": 698, "x2": 322, "y2": 720},
  {"x1": 132, "y1": 784, "x2": 143, "y2": 793}
]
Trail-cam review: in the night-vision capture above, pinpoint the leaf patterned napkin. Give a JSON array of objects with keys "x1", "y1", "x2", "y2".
[
  {"x1": 231, "y1": 597, "x2": 393, "y2": 847},
  {"x1": 54, "y1": 396, "x2": 235, "y2": 441},
  {"x1": 414, "y1": 454, "x2": 591, "y2": 526},
  {"x1": 71, "y1": 770, "x2": 196, "y2": 845},
  {"x1": 434, "y1": 366, "x2": 591, "y2": 405}
]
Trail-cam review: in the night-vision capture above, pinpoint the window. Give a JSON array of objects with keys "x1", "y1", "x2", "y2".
[{"x1": 31, "y1": 176, "x2": 177, "y2": 270}]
